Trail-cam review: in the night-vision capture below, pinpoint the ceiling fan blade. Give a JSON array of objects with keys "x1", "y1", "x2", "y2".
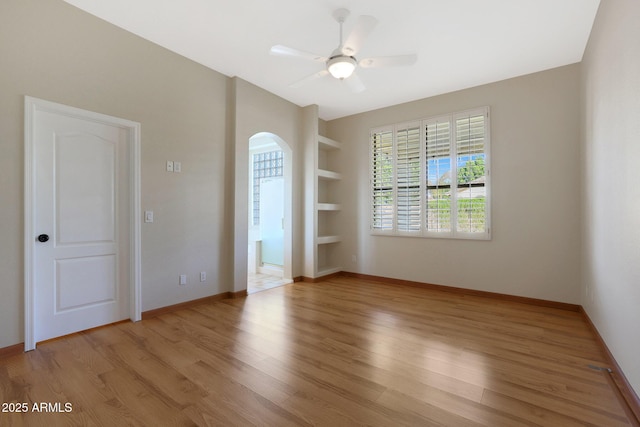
[
  {"x1": 289, "y1": 70, "x2": 330, "y2": 88},
  {"x1": 341, "y1": 15, "x2": 378, "y2": 56},
  {"x1": 343, "y1": 72, "x2": 365, "y2": 93},
  {"x1": 270, "y1": 45, "x2": 327, "y2": 62},
  {"x1": 359, "y1": 54, "x2": 418, "y2": 68}
]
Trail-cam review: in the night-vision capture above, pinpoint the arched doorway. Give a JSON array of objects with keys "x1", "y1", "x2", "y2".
[{"x1": 246, "y1": 132, "x2": 293, "y2": 293}]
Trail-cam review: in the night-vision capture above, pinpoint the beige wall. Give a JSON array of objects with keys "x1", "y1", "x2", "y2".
[
  {"x1": 326, "y1": 64, "x2": 582, "y2": 304},
  {"x1": 581, "y1": 0, "x2": 640, "y2": 395},
  {"x1": 0, "y1": 0, "x2": 231, "y2": 348}
]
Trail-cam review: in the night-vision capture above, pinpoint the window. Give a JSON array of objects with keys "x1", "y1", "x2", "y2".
[
  {"x1": 370, "y1": 107, "x2": 490, "y2": 239},
  {"x1": 252, "y1": 150, "x2": 283, "y2": 225}
]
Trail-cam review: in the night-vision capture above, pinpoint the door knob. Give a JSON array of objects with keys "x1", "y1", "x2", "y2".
[{"x1": 37, "y1": 234, "x2": 49, "y2": 243}]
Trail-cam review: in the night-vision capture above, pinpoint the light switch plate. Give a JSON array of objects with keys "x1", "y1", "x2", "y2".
[
  {"x1": 174, "y1": 161, "x2": 181, "y2": 173},
  {"x1": 144, "y1": 210, "x2": 154, "y2": 223},
  {"x1": 166, "y1": 160, "x2": 174, "y2": 172}
]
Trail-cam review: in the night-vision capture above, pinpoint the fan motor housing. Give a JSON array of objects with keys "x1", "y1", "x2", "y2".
[{"x1": 327, "y1": 55, "x2": 357, "y2": 79}]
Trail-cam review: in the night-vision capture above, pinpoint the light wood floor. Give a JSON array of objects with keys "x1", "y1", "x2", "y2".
[{"x1": 0, "y1": 276, "x2": 635, "y2": 426}]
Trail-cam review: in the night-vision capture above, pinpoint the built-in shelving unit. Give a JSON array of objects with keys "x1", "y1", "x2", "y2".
[{"x1": 315, "y1": 135, "x2": 342, "y2": 277}]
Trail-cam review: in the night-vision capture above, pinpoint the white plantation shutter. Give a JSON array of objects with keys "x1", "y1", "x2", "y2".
[
  {"x1": 396, "y1": 123, "x2": 422, "y2": 232},
  {"x1": 371, "y1": 128, "x2": 394, "y2": 231},
  {"x1": 424, "y1": 118, "x2": 452, "y2": 233},
  {"x1": 455, "y1": 110, "x2": 488, "y2": 235},
  {"x1": 370, "y1": 107, "x2": 490, "y2": 239}
]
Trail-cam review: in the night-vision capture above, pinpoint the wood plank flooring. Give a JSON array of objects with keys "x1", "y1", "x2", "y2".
[{"x1": 0, "y1": 276, "x2": 635, "y2": 426}]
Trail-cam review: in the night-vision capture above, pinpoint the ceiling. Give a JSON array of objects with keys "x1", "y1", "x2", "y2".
[{"x1": 63, "y1": 0, "x2": 600, "y2": 121}]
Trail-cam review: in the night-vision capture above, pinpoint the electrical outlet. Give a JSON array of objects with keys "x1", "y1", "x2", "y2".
[
  {"x1": 200, "y1": 271, "x2": 206, "y2": 282},
  {"x1": 174, "y1": 161, "x2": 181, "y2": 173},
  {"x1": 179, "y1": 274, "x2": 187, "y2": 285}
]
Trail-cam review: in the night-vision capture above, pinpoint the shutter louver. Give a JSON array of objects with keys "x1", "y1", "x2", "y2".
[
  {"x1": 371, "y1": 129, "x2": 394, "y2": 230},
  {"x1": 396, "y1": 125, "x2": 421, "y2": 232}
]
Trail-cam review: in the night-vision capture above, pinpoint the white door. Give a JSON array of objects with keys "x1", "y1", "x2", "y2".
[{"x1": 25, "y1": 98, "x2": 140, "y2": 348}]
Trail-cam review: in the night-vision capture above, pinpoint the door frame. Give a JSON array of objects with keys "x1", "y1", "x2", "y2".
[
  {"x1": 23, "y1": 96, "x2": 142, "y2": 351},
  {"x1": 248, "y1": 133, "x2": 293, "y2": 282}
]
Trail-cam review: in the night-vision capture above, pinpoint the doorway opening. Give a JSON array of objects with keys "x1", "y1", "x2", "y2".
[{"x1": 247, "y1": 133, "x2": 292, "y2": 294}]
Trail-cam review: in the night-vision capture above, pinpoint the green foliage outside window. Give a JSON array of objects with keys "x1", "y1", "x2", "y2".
[
  {"x1": 457, "y1": 157, "x2": 485, "y2": 184},
  {"x1": 457, "y1": 197, "x2": 486, "y2": 232}
]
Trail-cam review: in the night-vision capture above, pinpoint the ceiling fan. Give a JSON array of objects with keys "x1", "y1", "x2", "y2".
[{"x1": 270, "y1": 8, "x2": 417, "y2": 93}]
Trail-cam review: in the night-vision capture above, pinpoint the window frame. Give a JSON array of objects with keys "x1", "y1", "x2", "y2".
[{"x1": 369, "y1": 106, "x2": 491, "y2": 240}]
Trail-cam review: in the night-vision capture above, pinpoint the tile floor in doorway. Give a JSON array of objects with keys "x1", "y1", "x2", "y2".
[{"x1": 247, "y1": 272, "x2": 292, "y2": 294}]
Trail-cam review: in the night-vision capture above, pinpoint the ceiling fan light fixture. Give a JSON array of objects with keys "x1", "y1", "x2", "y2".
[{"x1": 327, "y1": 55, "x2": 357, "y2": 79}]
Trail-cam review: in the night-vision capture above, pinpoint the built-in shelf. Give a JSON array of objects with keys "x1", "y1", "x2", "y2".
[
  {"x1": 317, "y1": 169, "x2": 342, "y2": 181},
  {"x1": 318, "y1": 135, "x2": 342, "y2": 151},
  {"x1": 316, "y1": 235, "x2": 341, "y2": 245},
  {"x1": 317, "y1": 203, "x2": 341, "y2": 211},
  {"x1": 316, "y1": 266, "x2": 342, "y2": 277}
]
